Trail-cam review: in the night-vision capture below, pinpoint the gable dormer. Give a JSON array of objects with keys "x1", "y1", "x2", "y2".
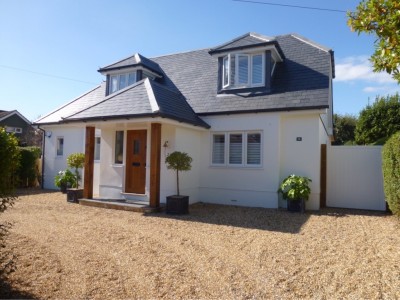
[
  {"x1": 209, "y1": 33, "x2": 284, "y2": 94},
  {"x1": 98, "y1": 53, "x2": 163, "y2": 96}
]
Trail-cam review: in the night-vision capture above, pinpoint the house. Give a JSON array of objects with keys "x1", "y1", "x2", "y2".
[
  {"x1": 0, "y1": 109, "x2": 39, "y2": 146},
  {"x1": 34, "y1": 32, "x2": 334, "y2": 210}
]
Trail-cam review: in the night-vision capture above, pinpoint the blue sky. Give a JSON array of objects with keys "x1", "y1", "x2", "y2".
[{"x1": 1, "y1": 0, "x2": 399, "y2": 121}]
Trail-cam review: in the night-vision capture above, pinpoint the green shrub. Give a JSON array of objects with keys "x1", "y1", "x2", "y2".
[
  {"x1": 382, "y1": 131, "x2": 400, "y2": 216},
  {"x1": 16, "y1": 146, "x2": 41, "y2": 187}
]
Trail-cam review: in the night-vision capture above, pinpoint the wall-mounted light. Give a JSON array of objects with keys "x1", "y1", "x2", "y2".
[
  {"x1": 45, "y1": 131, "x2": 52, "y2": 138},
  {"x1": 163, "y1": 141, "x2": 169, "y2": 148}
]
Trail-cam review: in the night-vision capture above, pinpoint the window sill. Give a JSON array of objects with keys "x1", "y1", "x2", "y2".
[{"x1": 210, "y1": 164, "x2": 263, "y2": 170}]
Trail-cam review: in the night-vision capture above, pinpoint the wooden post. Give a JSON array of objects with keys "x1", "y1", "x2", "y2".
[
  {"x1": 320, "y1": 144, "x2": 327, "y2": 208},
  {"x1": 150, "y1": 123, "x2": 161, "y2": 208},
  {"x1": 83, "y1": 126, "x2": 95, "y2": 199}
]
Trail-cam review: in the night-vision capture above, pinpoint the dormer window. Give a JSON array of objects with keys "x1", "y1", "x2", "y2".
[
  {"x1": 109, "y1": 71, "x2": 137, "y2": 94},
  {"x1": 222, "y1": 52, "x2": 265, "y2": 89}
]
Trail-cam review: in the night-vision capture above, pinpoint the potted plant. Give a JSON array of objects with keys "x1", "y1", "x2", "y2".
[
  {"x1": 66, "y1": 152, "x2": 85, "y2": 203},
  {"x1": 278, "y1": 174, "x2": 312, "y2": 213},
  {"x1": 54, "y1": 169, "x2": 75, "y2": 193},
  {"x1": 165, "y1": 151, "x2": 192, "y2": 214}
]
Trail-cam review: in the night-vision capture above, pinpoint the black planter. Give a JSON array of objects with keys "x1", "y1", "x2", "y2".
[
  {"x1": 287, "y1": 199, "x2": 305, "y2": 213},
  {"x1": 166, "y1": 195, "x2": 189, "y2": 214},
  {"x1": 67, "y1": 188, "x2": 83, "y2": 203},
  {"x1": 60, "y1": 183, "x2": 68, "y2": 194}
]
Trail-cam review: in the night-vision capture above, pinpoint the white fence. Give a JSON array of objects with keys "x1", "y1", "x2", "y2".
[{"x1": 326, "y1": 146, "x2": 386, "y2": 211}]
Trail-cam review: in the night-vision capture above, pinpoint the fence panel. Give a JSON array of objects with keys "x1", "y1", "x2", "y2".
[{"x1": 327, "y1": 146, "x2": 386, "y2": 211}]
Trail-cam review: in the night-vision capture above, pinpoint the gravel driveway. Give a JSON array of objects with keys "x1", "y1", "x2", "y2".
[{"x1": 1, "y1": 189, "x2": 399, "y2": 299}]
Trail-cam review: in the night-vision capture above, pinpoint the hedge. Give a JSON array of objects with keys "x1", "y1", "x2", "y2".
[
  {"x1": 16, "y1": 146, "x2": 41, "y2": 188},
  {"x1": 382, "y1": 131, "x2": 400, "y2": 216}
]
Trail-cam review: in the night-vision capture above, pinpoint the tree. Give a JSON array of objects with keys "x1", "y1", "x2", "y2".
[
  {"x1": 355, "y1": 94, "x2": 400, "y2": 144},
  {"x1": 348, "y1": 0, "x2": 400, "y2": 82},
  {"x1": 165, "y1": 151, "x2": 192, "y2": 196},
  {"x1": 0, "y1": 128, "x2": 20, "y2": 211},
  {"x1": 66, "y1": 153, "x2": 85, "y2": 189},
  {"x1": 0, "y1": 128, "x2": 20, "y2": 280},
  {"x1": 333, "y1": 114, "x2": 357, "y2": 145}
]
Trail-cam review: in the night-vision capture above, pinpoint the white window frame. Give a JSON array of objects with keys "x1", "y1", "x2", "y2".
[
  {"x1": 109, "y1": 71, "x2": 137, "y2": 94},
  {"x1": 211, "y1": 131, "x2": 263, "y2": 168},
  {"x1": 222, "y1": 52, "x2": 265, "y2": 89},
  {"x1": 114, "y1": 131, "x2": 124, "y2": 165},
  {"x1": 94, "y1": 136, "x2": 101, "y2": 161},
  {"x1": 56, "y1": 137, "x2": 64, "y2": 157},
  {"x1": 222, "y1": 55, "x2": 230, "y2": 88}
]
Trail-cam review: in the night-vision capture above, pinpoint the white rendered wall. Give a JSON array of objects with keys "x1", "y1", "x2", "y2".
[
  {"x1": 160, "y1": 125, "x2": 202, "y2": 204},
  {"x1": 279, "y1": 114, "x2": 322, "y2": 210},
  {"x1": 42, "y1": 125, "x2": 85, "y2": 189},
  {"x1": 199, "y1": 113, "x2": 281, "y2": 208}
]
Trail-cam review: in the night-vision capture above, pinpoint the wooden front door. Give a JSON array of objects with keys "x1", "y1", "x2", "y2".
[{"x1": 125, "y1": 130, "x2": 147, "y2": 194}]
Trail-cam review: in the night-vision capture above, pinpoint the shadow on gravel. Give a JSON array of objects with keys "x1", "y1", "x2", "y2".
[
  {"x1": 0, "y1": 279, "x2": 38, "y2": 299},
  {"x1": 145, "y1": 203, "x2": 310, "y2": 234},
  {"x1": 316, "y1": 207, "x2": 390, "y2": 218}
]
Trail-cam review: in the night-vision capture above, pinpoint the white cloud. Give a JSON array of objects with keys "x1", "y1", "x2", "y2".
[{"x1": 335, "y1": 56, "x2": 395, "y2": 84}]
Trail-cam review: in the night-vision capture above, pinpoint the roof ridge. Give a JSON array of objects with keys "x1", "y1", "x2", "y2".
[
  {"x1": 34, "y1": 84, "x2": 103, "y2": 123},
  {"x1": 150, "y1": 47, "x2": 210, "y2": 60},
  {"x1": 289, "y1": 33, "x2": 332, "y2": 52}
]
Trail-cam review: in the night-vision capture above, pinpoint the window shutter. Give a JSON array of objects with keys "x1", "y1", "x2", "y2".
[
  {"x1": 229, "y1": 134, "x2": 243, "y2": 164},
  {"x1": 238, "y1": 55, "x2": 249, "y2": 85},
  {"x1": 212, "y1": 134, "x2": 225, "y2": 164},
  {"x1": 247, "y1": 133, "x2": 261, "y2": 165},
  {"x1": 251, "y1": 54, "x2": 263, "y2": 85}
]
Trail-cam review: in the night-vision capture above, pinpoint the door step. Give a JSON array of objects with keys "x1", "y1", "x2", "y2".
[{"x1": 121, "y1": 192, "x2": 149, "y2": 202}]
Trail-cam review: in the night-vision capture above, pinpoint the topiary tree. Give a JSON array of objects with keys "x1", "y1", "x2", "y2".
[
  {"x1": 165, "y1": 151, "x2": 192, "y2": 196},
  {"x1": 66, "y1": 153, "x2": 85, "y2": 189},
  {"x1": 382, "y1": 131, "x2": 400, "y2": 216}
]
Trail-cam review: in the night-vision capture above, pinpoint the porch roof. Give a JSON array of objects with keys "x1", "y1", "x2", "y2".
[{"x1": 63, "y1": 78, "x2": 210, "y2": 129}]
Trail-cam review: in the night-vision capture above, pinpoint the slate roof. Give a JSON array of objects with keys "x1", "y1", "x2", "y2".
[
  {"x1": 57, "y1": 79, "x2": 210, "y2": 128},
  {"x1": 0, "y1": 110, "x2": 31, "y2": 124},
  {"x1": 35, "y1": 84, "x2": 106, "y2": 124},
  {"x1": 0, "y1": 110, "x2": 12, "y2": 119},
  {"x1": 35, "y1": 32, "x2": 334, "y2": 128},
  {"x1": 150, "y1": 33, "x2": 332, "y2": 115},
  {"x1": 98, "y1": 53, "x2": 163, "y2": 76}
]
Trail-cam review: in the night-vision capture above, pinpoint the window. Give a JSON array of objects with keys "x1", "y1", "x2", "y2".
[
  {"x1": 211, "y1": 132, "x2": 262, "y2": 167},
  {"x1": 114, "y1": 131, "x2": 124, "y2": 164},
  {"x1": 56, "y1": 137, "x2": 64, "y2": 156},
  {"x1": 109, "y1": 72, "x2": 137, "y2": 94},
  {"x1": 5, "y1": 126, "x2": 22, "y2": 133},
  {"x1": 229, "y1": 133, "x2": 243, "y2": 165},
  {"x1": 221, "y1": 53, "x2": 265, "y2": 89},
  {"x1": 247, "y1": 133, "x2": 261, "y2": 165},
  {"x1": 212, "y1": 134, "x2": 225, "y2": 164},
  {"x1": 94, "y1": 137, "x2": 101, "y2": 161}
]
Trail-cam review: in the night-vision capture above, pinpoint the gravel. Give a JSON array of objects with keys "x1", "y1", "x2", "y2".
[{"x1": 1, "y1": 189, "x2": 399, "y2": 299}]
